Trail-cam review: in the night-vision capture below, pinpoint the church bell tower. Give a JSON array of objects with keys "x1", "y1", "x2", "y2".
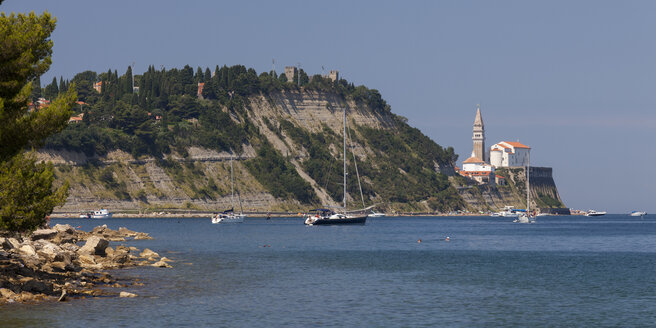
[{"x1": 472, "y1": 104, "x2": 486, "y2": 162}]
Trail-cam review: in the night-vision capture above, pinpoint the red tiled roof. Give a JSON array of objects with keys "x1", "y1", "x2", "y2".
[
  {"x1": 503, "y1": 141, "x2": 530, "y2": 149},
  {"x1": 463, "y1": 156, "x2": 484, "y2": 164}
]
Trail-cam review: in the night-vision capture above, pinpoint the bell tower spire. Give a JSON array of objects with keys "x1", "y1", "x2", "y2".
[{"x1": 472, "y1": 104, "x2": 486, "y2": 162}]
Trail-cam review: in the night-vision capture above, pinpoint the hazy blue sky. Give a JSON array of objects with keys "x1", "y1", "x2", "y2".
[{"x1": 4, "y1": 1, "x2": 655, "y2": 213}]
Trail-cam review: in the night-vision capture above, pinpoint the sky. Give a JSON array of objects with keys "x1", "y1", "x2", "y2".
[{"x1": 3, "y1": 0, "x2": 655, "y2": 213}]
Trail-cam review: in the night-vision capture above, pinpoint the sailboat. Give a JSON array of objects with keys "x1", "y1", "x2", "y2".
[
  {"x1": 514, "y1": 151, "x2": 535, "y2": 224},
  {"x1": 212, "y1": 156, "x2": 245, "y2": 223},
  {"x1": 304, "y1": 108, "x2": 369, "y2": 226}
]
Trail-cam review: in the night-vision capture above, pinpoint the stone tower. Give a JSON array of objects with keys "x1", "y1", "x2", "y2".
[
  {"x1": 284, "y1": 66, "x2": 297, "y2": 81},
  {"x1": 328, "y1": 70, "x2": 339, "y2": 82},
  {"x1": 472, "y1": 104, "x2": 486, "y2": 162}
]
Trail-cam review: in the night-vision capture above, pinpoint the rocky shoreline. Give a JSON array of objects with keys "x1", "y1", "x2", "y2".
[{"x1": 0, "y1": 224, "x2": 171, "y2": 304}]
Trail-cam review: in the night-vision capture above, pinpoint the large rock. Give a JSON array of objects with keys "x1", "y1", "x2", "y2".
[
  {"x1": 78, "y1": 236, "x2": 109, "y2": 256},
  {"x1": 118, "y1": 227, "x2": 138, "y2": 237},
  {"x1": 140, "y1": 248, "x2": 159, "y2": 259},
  {"x1": 53, "y1": 224, "x2": 75, "y2": 234},
  {"x1": 52, "y1": 224, "x2": 77, "y2": 244},
  {"x1": 0, "y1": 288, "x2": 17, "y2": 300},
  {"x1": 18, "y1": 244, "x2": 37, "y2": 257},
  {"x1": 2, "y1": 237, "x2": 21, "y2": 250},
  {"x1": 151, "y1": 260, "x2": 172, "y2": 268},
  {"x1": 119, "y1": 291, "x2": 137, "y2": 298},
  {"x1": 30, "y1": 228, "x2": 58, "y2": 241},
  {"x1": 34, "y1": 240, "x2": 63, "y2": 259},
  {"x1": 20, "y1": 279, "x2": 51, "y2": 294}
]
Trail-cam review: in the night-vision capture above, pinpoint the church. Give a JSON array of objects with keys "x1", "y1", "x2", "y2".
[{"x1": 458, "y1": 105, "x2": 531, "y2": 185}]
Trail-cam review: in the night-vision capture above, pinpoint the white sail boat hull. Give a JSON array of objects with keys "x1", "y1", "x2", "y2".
[
  {"x1": 212, "y1": 213, "x2": 245, "y2": 224},
  {"x1": 212, "y1": 156, "x2": 246, "y2": 224}
]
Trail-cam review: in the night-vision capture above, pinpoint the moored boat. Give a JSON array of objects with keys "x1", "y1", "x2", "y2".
[
  {"x1": 630, "y1": 211, "x2": 647, "y2": 217},
  {"x1": 211, "y1": 156, "x2": 246, "y2": 224},
  {"x1": 212, "y1": 209, "x2": 245, "y2": 223},
  {"x1": 89, "y1": 209, "x2": 112, "y2": 219},
  {"x1": 304, "y1": 209, "x2": 367, "y2": 225},
  {"x1": 369, "y1": 211, "x2": 385, "y2": 218},
  {"x1": 585, "y1": 210, "x2": 607, "y2": 217},
  {"x1": 513, "y1": 152, "x2": 535, "y2": 224},
  {"x1": 304, "y1": 107, "x2": 368, "y2": 226}
]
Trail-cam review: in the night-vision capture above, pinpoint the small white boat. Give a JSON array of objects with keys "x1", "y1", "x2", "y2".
[
  {"x1": 513, "y1": 153, "x2": 535, "y2": 224},
  {"x1": 84, "y1": 209, "x2": 112, "y2": 219},
  {"x1": 495, "y1": 206, "x2": 519, "y2": 218},
  {"x1": 369, "y1": 211, "x2": 385, "y2": 218},
  {"x1": 212, "y1": 156, "x2": 246, "y2": 224},
  {"x1": 630, "y1": 211, "x2": 647, "y2": 217},
  {"x1": 536, "y1": 213, "x2": 551, "y2": 217},
  {"x1": 585, "y1": 210, "x2": 607, "y2": 217},
  {"x1": 212, "y1": 212, "x2": 245, "y2": 223}
]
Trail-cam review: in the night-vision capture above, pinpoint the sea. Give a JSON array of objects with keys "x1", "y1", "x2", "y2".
[{"x1": 2, "y1": 214, "x2": 656, "y2": 327}]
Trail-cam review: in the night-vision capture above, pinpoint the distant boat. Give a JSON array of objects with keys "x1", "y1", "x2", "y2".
[
  {"x1": 494, "y1": 206, "x2": 520, "y2": 218},
  {"x1": 304, "y1": 209, "x2": 367, "y2": 225},
  {"x1": 585, "y1": 210, "x2": 607, "y2": 217},
  {"x1": 369, "y1": 210, "x2": 385, "y2": 218},
  {"x1": 212, "y1": 156, "x2": 245, "y2": 224},
  {"x1": 514, "y1": 152, "x2": 536, "y2": 224},
  {"x1": 630, "y1": 211, "x2": 647, "y2": 217},
  {"x1": 81, "y1": 209, "x2": 112, "y2": 219},
  {"x1": 212, "y1": 208, "x2": 244, "y2": 223},
  {"x1": 304, "y1": 107, "x2": 368, "y2": 226}
]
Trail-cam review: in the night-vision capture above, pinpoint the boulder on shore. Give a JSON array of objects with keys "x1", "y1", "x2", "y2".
[
  {"x1": 30, "y1": 228, "x2": 58, "y2": 241},
  {"x1": 78, "y1": 236, "x2": 109, "y2": 256}
]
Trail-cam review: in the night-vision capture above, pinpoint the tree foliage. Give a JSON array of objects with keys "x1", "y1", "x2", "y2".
[
  {"x1": 0, "y1": 7, "x2": 75, "y2": 232},
  {"x1": 0, "y1": 153, "x2": 68, "y2": 232}
]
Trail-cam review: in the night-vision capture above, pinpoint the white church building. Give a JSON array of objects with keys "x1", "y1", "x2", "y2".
[
  {"x1": 490, "y1": 141, "x2": 531, "y2": 168},
  {"x1": 458, "y1": 105, "x2": 532, "y2": 185}
]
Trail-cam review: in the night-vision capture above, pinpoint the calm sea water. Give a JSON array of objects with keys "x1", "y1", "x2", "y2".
[{"x1": 2, "y1": 215, "x2": 656, "y2": 327}]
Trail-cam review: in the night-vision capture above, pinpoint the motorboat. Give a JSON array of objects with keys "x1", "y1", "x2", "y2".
[
  {"x1": 83, "y1": 209, "x2": 112, "y2": 219},
  {"x1": 585, "y1": 210, "x2": 607, "y2": 217},
  {"x1": 630, "y1": 211, "x2": 647, "y2": 217},
  {"x1": 494, "y1": 206, "x2": 519, "y2": 218},
  {"x1": 369, "y1": 211, "x2": 385, "y2": 218}
]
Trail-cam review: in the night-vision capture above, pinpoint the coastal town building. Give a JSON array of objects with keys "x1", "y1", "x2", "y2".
[
  {"x1": 460, "y1": 154, "x2": 495, "y2": 185},
  {"x1": 197, "y1": 82, "x2": 205, "y2": 99},
  {"x1": 490, "y1": 141, "x2": 530, "y2": 168},
  {"x1": 459, "y1": 105, "x2": 495, "y2": 185},
  {"x1": 68, "y1": 113, "x2": 84, "y2": 124}
]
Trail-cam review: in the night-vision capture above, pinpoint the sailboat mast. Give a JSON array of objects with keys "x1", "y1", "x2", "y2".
[
  {"x1": 231, "y1": 155, "x2": 235, "y2": 209},
  {"x1": 343, "y1": 107, "x2": 347, "y2": 211},
  {"x1": 526, "y1": 151, "x2": 530, "y2": 213}
]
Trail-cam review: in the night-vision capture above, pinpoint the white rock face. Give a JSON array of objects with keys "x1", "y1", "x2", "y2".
[{"x1": 78, "y1": 236, "x2": 109, "y2": 256}]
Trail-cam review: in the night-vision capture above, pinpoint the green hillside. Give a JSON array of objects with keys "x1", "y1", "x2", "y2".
[{"x1": 42, "y1": 65, "x2": 465, "y2": 213}]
